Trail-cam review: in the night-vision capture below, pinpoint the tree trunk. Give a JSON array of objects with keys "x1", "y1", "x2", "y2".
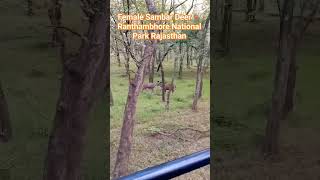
[
  {"x1": 258, "y1": 0, "x2": 264, "y2": 12},
  {"x1": 282, "y1": 45, "x2": 297, "y2": 120},
  {"x1": 112, "y1": 1, "x2": 158, "y2": 178},
  {"x1": 165, "y1": 89, "x2": 171, "y2": 110},
  {"x1": 246, "y1": 0, "x2": 257, "y2": 22},
  {"x1": 186, "y1": 46, "x2": 190, "y2": 69},
  {"x1": 48, "y1": 0, "x2": 63, "y2": 46},
  {"x1": 214, "y1": 0, "x2": 219, "y2": 21},
  {"x1": 199, "y1": 76, "x2": 203, "y2": 98},
  {"x1": 27, "y1": 0, "x2": 34, "y2": 16},
  {"x1": 264, "y1": 0, "x2": 320, "y2": 155},
  {"x1": 114, "y1": 37, "x2": 121, "y2": 67},
  {"x1": 160, "y1": 62, "x2": 166, "y2": 102},
  {"x1": 156, "y1": 48, "x2": 160, "y2": 64},
  {"x1": 178, "y1": 44, "x2": 184, "y2": 79},
  {"x1": 43, "y1": 1, "x2": 108, "y2": 179},
  {"x1": 246, "y1": 0, "x2": 252, "y2": 21},
  {"x1": 155, "y1": 46, "x2": 168, "y2": 102},
  {"x1": 149, "y1": 49, "x2": 156, "y2": 83},
  {"x1": 192, "y1": 56, "x2": 204, "y2": 111},
  {"x1": 113, "y1": 42, "x2": 156, "y2": 178},
  {"x1": 220, "y1": 0, "x2": 224, "y2": 17},
  {"x1": 220, "y1": 0, "x2": 232, "y2": 54},
  {"x1": 192, "y1": 18, "x2": 210, "y2": 111},
  {"x1": 167, "y1": 55, "x2": 178, "y2": 110},
  {"x1": 190, "y1": 48, "x2": 193, "y2": 66},
  {"x1": 264, "y1": 0, "x2": 294, "y2": 155},
  {"x1": 125, "y1": 53, "x2": 130, "y2": 79},
  {"x1": 0, "y1": 82, "x2": 12, "y2": 143}
]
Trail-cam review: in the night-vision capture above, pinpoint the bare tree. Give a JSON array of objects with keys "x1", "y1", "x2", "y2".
[
  {"x1": 156, "y1": 44, "x2": 175, "y2": 102},
  {"x1": 114, "y1": 37, "x2": 122, "y2": 67},
  {"x1": 214, "y1": 0, "x2": 219, "y2": 21},
  {"x1": 27, "y1": 0, "x2": 34, "y2": 16},
  {"x1": 166, "y1": 51, "x2": 178, "y2": 110},
  {"x1": 282, "y1": 0, "x2": 319, "y2": 120},
  {"x1": 199, "y1": 76, "x2": 203, "y2": 98},
  {"x1": 43, "y1": 0, "x2": 108, "y2": 179},
  {"x1": 178, "y1": 42, "x2": 186, "y2": 79},
  {"x1": 159, "y1": 60, "x2": 166, "y2": 101},
  {"x1": 190, "y1": 46, "x2": 194, "y2": 66},
  {"x1": 48, "y1": 0, "x2": 63, "y2": 46},
  {"x1": 0, "y1": 82, "x2": 12, "y2": 143},
  {"x1": 220, "y1": 0, "x2": 232, "y2": 54},
  {"x1": 112, "y1": 0, "x2": 158, "y2": 178},
  {"x1": 264, "y1": 0, "x2": 320, "y2": 155},
  {"x1": 149, "y1": 48, "x2": 156, "y2": 83},
  {"x1": 258, "y1": 0, "x2": 264, "y2": 12},
  {"x1": 246, "y1": 0, "x2": 257, "y2": 22},
  {"x1": 186, "y1": 45, "x2": 191, "y2": 68},
  {"x1": 192, "y1": 17, "x2": 210, "y2": 111}
]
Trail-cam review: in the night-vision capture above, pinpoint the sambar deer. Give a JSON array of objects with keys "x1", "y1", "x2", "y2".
[
  {"x1": 160, "y1": 82, "x2": 176, "y2": 93},
  {"x1": 142, "y1": 81, "x2": 161, "y2": 92}
]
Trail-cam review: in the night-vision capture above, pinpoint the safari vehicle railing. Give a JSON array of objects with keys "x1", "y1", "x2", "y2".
[{"x1": 116, "y1": 149, "x2": 210, "y2": 180}]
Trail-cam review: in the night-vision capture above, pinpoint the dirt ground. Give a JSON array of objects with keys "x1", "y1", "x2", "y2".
[
  {"x1": 213, "y1": 121, "x2": 320, "y2": 180},
  {"x1": 110, "y1": 101, "x2": 210, "y2": 179}
]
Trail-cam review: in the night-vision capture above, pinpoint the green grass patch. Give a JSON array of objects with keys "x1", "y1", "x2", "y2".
[{"x1": 110, "y1": 59, "x2": 210, "y2": 128}]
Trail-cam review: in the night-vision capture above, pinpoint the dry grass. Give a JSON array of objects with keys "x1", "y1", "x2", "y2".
[{"x1": 110, "y1": 101, "x2": 210, "y2": 179}]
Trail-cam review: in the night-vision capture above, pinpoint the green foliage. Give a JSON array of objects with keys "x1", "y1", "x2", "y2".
[{"x1": 110, "y1": 61, "x2": 210, "y2": 128}]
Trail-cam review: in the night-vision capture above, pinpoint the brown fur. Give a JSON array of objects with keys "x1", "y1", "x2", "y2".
[
  {"x1": 161, "y1": 83, "x2": 176, "y2": 93},
  {"x1": 142, "y1": 81, "x2": 160, "y2": 91}
]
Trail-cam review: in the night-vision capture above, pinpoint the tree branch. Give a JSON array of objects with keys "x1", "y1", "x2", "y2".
[
  {"x1": 156, "y1": 44, "x2": 175, "y2": 72},
  {"x1": 169, "y1": 0, "x2": 189, "y2": 14},
  {"x1": 186, "y1": 0, "x2": 195, "y2": 14},
  {"x1": 47, "y1": 26, "x2": 86, "y2": 41}
]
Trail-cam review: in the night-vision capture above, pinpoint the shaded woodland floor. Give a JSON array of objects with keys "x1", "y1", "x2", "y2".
[
  {"x1": 213, "y1": 13, "x2": 320, "y2": 179},
  {"x1": 0, "y1": 2, "x2": 106, "y2": 179}
]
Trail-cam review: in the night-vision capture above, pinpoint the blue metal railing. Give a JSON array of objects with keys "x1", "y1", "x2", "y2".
[{"x1": 116, "y1": 149, "x2": 210, "y2": 180}]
